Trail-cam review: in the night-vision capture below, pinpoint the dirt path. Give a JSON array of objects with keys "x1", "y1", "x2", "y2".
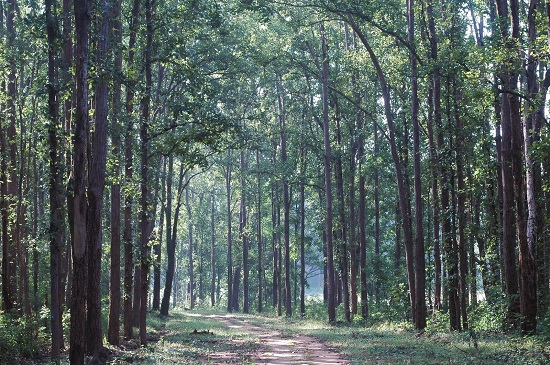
[{"x1": 206, "y1": 314, "x2": 349, "y2": 365}]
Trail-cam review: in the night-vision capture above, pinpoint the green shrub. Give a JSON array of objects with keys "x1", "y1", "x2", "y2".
[{"x1": 0, "y1": 312, "x2": 47, "y2": 365}]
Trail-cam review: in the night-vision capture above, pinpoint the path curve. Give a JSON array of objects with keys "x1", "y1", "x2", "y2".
[{"x1": 207, "y1": 314, "x2": 349, "y2": 365}]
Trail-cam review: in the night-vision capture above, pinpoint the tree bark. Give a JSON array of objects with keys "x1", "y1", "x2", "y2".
[
  {"x1": 186, "y1": 186, "x2": 195, "y2": 309},
  {"x1": 123, "y1": 0, "x2": 140, "y2": 340},
  {"x1": 86, "y1": 0, "x2": 111, "y2": 356},
  {"x1": 240, "y1": 151, "x2": 249, "y2": 313},
  {"x1": 153, "y1": 157, "x2": 166, "y2": 311},
  {"x1": 108, "y1": 0, "x2": 123, "y2": 345},
  {"x1": 407, "y1": 0, "x2": 426, "y2": 331},
  {"x1": 225, "y1": 152, "x2": 234, "y2": 312},
  {"x1": 211, "y1": 192, "x2": 216, "y2": 307},
  {"x1": 299, "y1": 148, "x2": 306, "y2": 316},
  {"x1": 70, "y1": 0, "x2": 91, "y2": 362},
  {"x1": 495, "y1": 0, "x2": 521, "y2": 329},
  {"x1": 139, "y1": 0, "x2": 153, "y2": 345},
  {"x1": 276, "y1": 81, "x2": 292, "y2": 318},
  {"x1": 519, "y1": 0, "x2": 540, "y2": 334},
  {"x1": 320, "y1": 23, "x2": 337, "y2": 323},
  {"x1": 46, "y1": 0, "x2": 62, "y2": 357},
  {"x1": 257, "y1": 150, "x2": 263, "y2": 313}
]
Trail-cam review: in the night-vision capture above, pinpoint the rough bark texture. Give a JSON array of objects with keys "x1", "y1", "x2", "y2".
[
  {"x1": 108, "y1": 0, "x2": 123, "y2": 346},
  {"x1": 86, "y1": 0, "x2": 110, "y2": 356},
  {"x1": 70, "y1": 0, "x2": 90, "y2": 363}
]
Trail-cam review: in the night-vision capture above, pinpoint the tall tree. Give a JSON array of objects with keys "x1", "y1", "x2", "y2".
[
  {"x1": 407, "y1": 0, "x2": 426, "y2": 331},
  {"x1": 139, "y1": 0, "x2": 153, "y2": 345},
  {"x1": 320, "y1": 23, "x2": 336, "y2": 323},
  {"x1": 123, "y1": 0, "x2": 140, "y2": 340},
  {"x1": 108, "y1": 0, "x2": 123, "y2": 345},
  {"x1": 70, "y1": 0, "x2": 91, "y2": 362},
  {"x1": 46, "y1": 0, "x2": 62, "y2": 357},
  {"x1": 86, "y1": 0, "x2": 111, "y2": 356}
]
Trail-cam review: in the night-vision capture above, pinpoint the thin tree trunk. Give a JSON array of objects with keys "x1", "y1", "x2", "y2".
[
  {"x1": 70, "y1": 0, "x2": 90, "y2": 362},
  {"x1": 334, "y1": 103, "x2": 350, "y2": 322},
  {"x1": 454, "y1": 84, "x2": 469, "y2": 331},
  {"x1": 257, "y1": 150, "x2": 263, "y2": 313},
  {"x1": 276, "y1": 82, "x2": 292, "y2": 317},
  {"x1": 186, "y1": 186, "x2": 195, "y2": 309},
  {"x1": 374, "y1": 119, "x2": 381, "y2": 307},
  {"x1": 123, "y1": 0, "x2": 140, "y2": 339},
  {"x1": 139, "y1": 0, "x2": 153, "y2": 345},
  {"x1": 240, "y1": 151, "x2": 249, "y2": 313},
  {"x1": 153, "y1": 156, "x2": 166, "y2": 311},
  {"x1": 160, "y1": 156, "x2": 174, "y2": 315},
  {"x1": 46, "y1": 0, "x2": 62, "y2": 357},
  {"x1": 225, "y1": 152, "x2": 233, "y2": 312},
  {"x1": 211, "y1": 192, "x2": 216, "y2": 307},
  {"x1": 320, "y1": 23, "x2": 336, "y2": 323},
  {"x1": 108, "y1": 0, "x2": 122, "y2": 345},
  {"x1": 300, "y1": 148, "x2": 306, "y2": 316},
  {"x1": 271, "y1": 144, "x2": 278, "y2": 309},
  {"x1": 358, "y1": 120, "x2": 368, "y2": 319},
  {"x1": 426, "y1": 0, "x2": 442, "y2": 313}
]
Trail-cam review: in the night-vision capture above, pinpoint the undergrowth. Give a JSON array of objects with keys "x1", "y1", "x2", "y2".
[{"x1": 0, "y1": 311, "x2": 48, "y2": 365}]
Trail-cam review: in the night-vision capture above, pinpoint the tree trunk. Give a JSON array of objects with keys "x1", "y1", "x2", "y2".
[
  {"x1": 358, "y1": 122, "x2": 369, "y2": 319},
  {"x1": 276, "y1": 82, "x2": 292, "y2": 317},
  {"x1": 186, "y1": 186, "x2": 195, "y2": 309},
  {"x1": 225, "y1": 153, "x2": 234, "y2": 312},
  {"x1": 334, "y1": 102, "x2": 350, "y2": 323},
  {"x1": 454, "y1": 85, "x2": 469, "y2": 331},
  {"x1": 407, "y1": 0, "x2": 426, "y2": 331},
  {"x1": 374, "y1": 119, "x2": 381, "y2": 307},
  {"x1": 240, "y1": 151, "x2": 249, "y2": 314},
  {"x1": 123, "y1": 0, "x2": 140, "y2": 339},
  {"x1": 320, "y1": 23, "x2": 337, "y2": 323},
  {"x1": 211, "y1": 192, "x2": 216, "y2": 307},
  {"x1": 107, "y1": 0, "x2": 123, "y2": 345},
  {"x1": 257, "y1": 150, "x2": 263, "y2": 313},
  {"x1": 139, "y1": 0, "x2": 153, "y2": 345},
  {"x1": 299, "y1": 148, "x2": 306, "y2": 316},
  {"x1": 86, "y1": 0, "x2": 110, "y2": 356},
  {"x1": 70, "y1": 0, "x2": 90, "y2": 362},
  {"x1": 153, "y1": 157, "x2": 166, "y2": 311},
  {"x1": 161, "y1": 156, "x2": 174, "y2": 316},
  {"x1": 46, "y1": 0, "x2": 62, "y2": 357},
  {"x1": 271, "y1": 144, "x2": 278, "y2": 309}
]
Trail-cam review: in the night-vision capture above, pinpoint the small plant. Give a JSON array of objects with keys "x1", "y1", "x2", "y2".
[{"x1": 0, "y1": 312, "x2": 47, "y2": 365}]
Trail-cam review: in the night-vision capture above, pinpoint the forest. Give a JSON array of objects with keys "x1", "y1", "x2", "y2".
[{"x1": 0, "y1": 0, "x2": 549, "y2": 364}]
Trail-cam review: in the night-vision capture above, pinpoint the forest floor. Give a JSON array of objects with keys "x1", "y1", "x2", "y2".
[
  {"x1": 101, "y1": 308, "x2": 548, "y2": 365},
  {"x1": 26, "y1": 308, "x2": 549, "y2": 364}
]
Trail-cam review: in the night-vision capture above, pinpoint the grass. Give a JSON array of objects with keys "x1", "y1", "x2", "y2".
[
  {"x1": 22, "y1": 305, "x2": 550, "y2": 364},
  {"x1": 134, "y1": 308, "x2": 260, "y2": 364}
]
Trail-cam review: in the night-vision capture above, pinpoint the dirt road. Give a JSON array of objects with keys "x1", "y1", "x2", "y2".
[{"x1": 207, "y1": 314, "x2": 349, "y2": 365}]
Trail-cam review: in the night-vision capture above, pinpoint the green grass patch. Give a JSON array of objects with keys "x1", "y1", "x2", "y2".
[{"x1": 136, "y1": 309, "x2": 260, "y2": 364}]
